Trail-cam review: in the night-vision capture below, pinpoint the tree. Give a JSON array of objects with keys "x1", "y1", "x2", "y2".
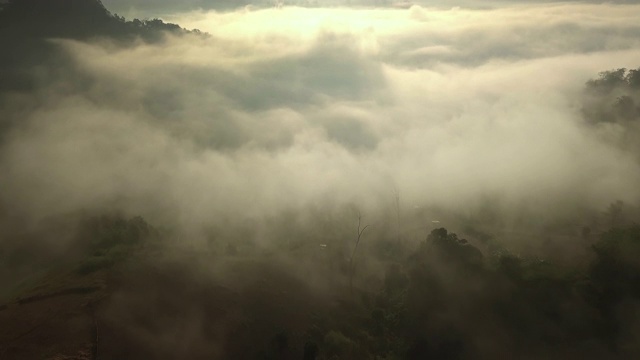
[
  {"x1": 626, "y1": 68, "x2": 640, "y2": 89},
  {"x1": 582, "y1": 67, "x2": 640, "y2": 124},
  {"x1": 606, "y1": 200, "x2": 624, "y2": 228},
  {"x1": 588, "y1": 225, "x2": 640, "y2": 345},
  {"x1": 392, "y1": 185, "x2": 401, "y2": 242},
  {"x1": 420, "y1": 228, "x2": 483, "y2": 269},
  {"x1": 586, "y1": 68, "x2": 628, "y2": 94},
  {"x1": 349, "y1": 212, "x2": 369, "y2": 295}
]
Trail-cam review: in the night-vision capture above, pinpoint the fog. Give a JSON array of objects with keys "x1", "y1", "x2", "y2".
[
  {"x1": 3, "y1": 2, "x2": 640, "y2": 359},
  {"x1": 2, "y1": 4, "x2": 640, "y2": 240}
]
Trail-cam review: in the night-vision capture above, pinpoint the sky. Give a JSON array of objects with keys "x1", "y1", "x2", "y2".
[
  {"x1": 2, "y1": 1, "x2": 640, "y2": 244},
  {"x1": 100, "y1": 0, "x2": 640, "y2": 19}
]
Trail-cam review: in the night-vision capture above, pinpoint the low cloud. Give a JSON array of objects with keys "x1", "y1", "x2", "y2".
[{"x1": 2, "y1": 3, "x2": 640, "y2": 242}]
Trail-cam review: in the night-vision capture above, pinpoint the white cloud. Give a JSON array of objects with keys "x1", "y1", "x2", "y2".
[{"x1": 2, "y1": 3, "x2": 640, "y2": 237}]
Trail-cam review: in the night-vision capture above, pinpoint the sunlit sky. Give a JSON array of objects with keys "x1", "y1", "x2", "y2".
[
  {"x1": 101, "y1": 0, "x2": 493, "y2": 19},
  {"x1": 99, "y1": 2, "x2": 640, "y2": 43}
]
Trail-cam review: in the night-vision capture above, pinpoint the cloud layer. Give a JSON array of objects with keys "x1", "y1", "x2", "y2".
[{"x1": 2, "y1": 3, "x2": 640, "y2": 242}]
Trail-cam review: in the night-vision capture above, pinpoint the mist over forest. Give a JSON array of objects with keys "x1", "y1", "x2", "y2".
[{"x1": 2, "y1": 0, "x2": 640, "y2": 359}]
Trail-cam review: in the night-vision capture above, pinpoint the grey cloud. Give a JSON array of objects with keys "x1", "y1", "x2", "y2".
[
  {"x1": 322, "y1": 115, "x2": 379, "y2": 151},
  {"x1": 53, "y1": 32, "x2": 387, "y2": 152},
  {"x1": 2, "y1": 4, "x2": 640, "y2": 241},
  {"x1": 381, "y1": 7, "x2": 640, "y2": 68}
]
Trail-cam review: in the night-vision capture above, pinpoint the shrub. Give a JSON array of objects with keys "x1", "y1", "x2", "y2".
[{"x1": 324, "y1": 330, "x2": 355, "y2": 357}]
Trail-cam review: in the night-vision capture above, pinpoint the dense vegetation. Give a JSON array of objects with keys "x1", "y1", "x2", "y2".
[
  {"x1": 347, "y1": 225, "x2": 640, "y2": 359},
  {"x1": 583, "y1": 68, "x2": 640, "y2": 124},
  {"x1": 25, "y1": 214, "x2": 638, "y2": 359}
]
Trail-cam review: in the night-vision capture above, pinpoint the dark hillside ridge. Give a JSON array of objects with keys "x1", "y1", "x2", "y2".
[
  {"x1": 0, "y1": 0, "x2": 114, "y2": 37},
  {"x1": 0, "y1": 0, "x2": 199, "y2": 96},
  {"x1": 0, "y1": 0, "x2": 192, "y2": 40}
]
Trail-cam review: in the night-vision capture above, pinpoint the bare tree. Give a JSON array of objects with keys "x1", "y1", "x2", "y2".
[
  {"x1": 392, "y1": 185, "x2": 401, "y2": 242},
  {"x1": 349, "y1": 212, "x2": 369, "y2": 296}
]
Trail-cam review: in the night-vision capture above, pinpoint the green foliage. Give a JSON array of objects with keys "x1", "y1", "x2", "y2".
[
  {"x1": 589, "y1": 225, "x2": 640, "y2": 305},
  {"x1": 592, "y1": 225, "x2": 640, "y2": 266},
  {"x1": 587, "y1": 68, "x2": 629, "y2": 93},
  {"x1": 75, "y1": 215, "x2": 155, "y2": 275},
  {"x1": 80, "y1": 214, "x2": 153, "y2": 250},
  {"x1": 75, "y1": 255, "x2": 115, "y2": 275},
  {"x1": 418, "y1": 228, "x2": 484, "y2": 270},
  {"x1": 583, "y1": 67, "x2": 640, "y2": 124},
  {"x1": 323, "y1": 330, "x2": 355, "y2": 358},
  {"x1": 257, "y1": 331, "x2": 290, "y2": 360},
  {"x1": 497, "y1": 254, "x2": 524, "y2": 281},
  {"x1": 296, "y1": 224, "x2": 640, "y2": 358},
  {"x1": 364, "y1": 225, "x2": 640, "y2": 358},
  {"x1": 303, "y1": 341, "x2": 319, "y2": 360}
]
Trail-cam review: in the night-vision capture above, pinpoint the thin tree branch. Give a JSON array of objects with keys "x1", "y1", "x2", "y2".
[{"x1": 349, "y1": 212, "x2": 370, "y2": 296}]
